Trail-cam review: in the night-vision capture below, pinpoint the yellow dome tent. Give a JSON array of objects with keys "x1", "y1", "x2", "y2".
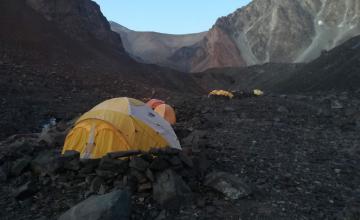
[
  {"x1": 62, "y1": 97, "x2": 181, "y2": 159},
  {"x1": 208, "y1": 90, "x2": 234, "y2": 99}
]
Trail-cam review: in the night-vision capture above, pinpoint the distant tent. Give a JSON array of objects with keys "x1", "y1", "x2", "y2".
[
  {"x1": 253, "y1": 89, "x2": 264, "y2": 96},
  {"x1": 208, "y1": 90, "x2": 234, "y2": 99},
  {"x1": 154, "y1": 104, "x2": 176, "y2": 125},
  {"x1": 63, "y1": 97, "x2": 181, "y2": 159},
  {"x1": 146, "y1": 99, "x2": 165, "y2": 109}
]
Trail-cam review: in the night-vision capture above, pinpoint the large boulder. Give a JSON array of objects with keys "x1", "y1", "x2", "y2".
[
  {"x1": 204, "y1": 171, "x2": 251, "y2": 200},
  {"x1": 129, "y1": 157, "x2": 149, "y2": 172},
  {"x1": 153, "y1": 169, "x2": 192, "y2": 209},
  {"x1": 58, "y1": 190, "x2": 131, "y2": 220},
  {"x1": 11, "y1": 156, "x2": 32, "y2": 176},
  {"x1": 31, "y1": 150, "x2": 63, "y2": 176}
]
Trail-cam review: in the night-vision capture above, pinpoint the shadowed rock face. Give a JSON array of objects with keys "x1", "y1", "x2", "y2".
[
  {"x1": 184, "y1": 0, "x2": 360, "y2": 72},
  {"x1": 26, "y1": 0, "x2": 125, "y2": 53}
]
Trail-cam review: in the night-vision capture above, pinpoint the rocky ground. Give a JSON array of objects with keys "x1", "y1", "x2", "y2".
[{"x1": 1, "y1": 91, "x2": 360, "y2": 220}]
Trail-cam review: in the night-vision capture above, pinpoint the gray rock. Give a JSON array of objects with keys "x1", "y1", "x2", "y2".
[
  {"x1": 31, "y1": 151, "x2": 63, "y2": 176},
  {"x1": 277, "y1": 106, "x2": 289, "y2": 114},
  {"x1": 0, "y1": 167, "x2": 8, "y2": 182},
  {"x1": 14, "y1": 181, "x2": 37, "y2": 200},
  {"x1": 79, "y1": 159, "x2": 100, "y2": 174},
  {"x1": 149, "y1": 148, "x2": 181, "y2": 156},
  {"x1": 95, "y1": 169, "x2": 117, "y2": 179},
  {"x1": 11, "y1": 156, "x2": 32, "y2": 176},
  {"x1": 129, "y1": 157, "x2": 149, "y2": 172},
  {"x1": 150, "y1": 157, "x2": 170, "y2": 171},
  {"x1": 204, "y1": 171, "x2": 251, "y2": 200},
  {"x1": 64, "y1": 159, "x2": 81, "y2": 171},
  {"x1": 146, "y1": 169, "x2": 155, "y2": 182},
  {"x1": 107, "y1": 150, "x2": 141, "y2": 159},
  {"x1": 331, "y1": 100, "x2": 344, "y2": 109},
  {"x1": 130, "y1": 168, "x2": 147, "y2": 183},
  {"x1": 194, "y1": 153, "x2": 210, "y2": 175},
  {"x1": 182, "y1": 130, "x2": 206, "y2": 149},
  {"x1": 153, "y1": 169, "x2": 192, "y2": 209},
  {"x1": 58, "y1": 190, "x2": 131, "y2": 220},
  {"x1": 167, "y1": 156, "x2": 182, "y2": 167},
  {"x1": 179, "y1": 152, "x2": 193, "y2": 168},
  {"x1": 138, "y1": 182, "x2": 152, "y2": 192},
  {"x1": 98, "y1": 157, "x2": 128, "y2": 173},
  {"x1": 90, "y1": 177, "x2": 105, "y2": 193},
  {"x1": 338, "y1": 205, "x2": 360, "y2": 220},
  {"x1": 62, "y1": 150, "x2": 80, "y2": 160}
]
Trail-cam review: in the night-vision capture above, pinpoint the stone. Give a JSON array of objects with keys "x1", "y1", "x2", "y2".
[
  {"x1": 14, "y1": 181, "x2": 37, "y2": 200},
  {"x1": 129, "y1": 157, "x2": 149, "y2": 172},
  {"x1": 58, "y1": 190, "x2": 131, "y2": 220},
  {"x1": 204, "y1": 171, "x2": 251, "y2": 200},
  {"x1": 64, "y1": 159, "x2": 81, "y2": 171},
  {"x1": 194, "y1": 153, "x2": 210, "y2": 175},
  {"x1": 98, "y1": 184, "x2": 107, "y2": 195},
  {"x1": 98, "y1": 157, "x2": 128, "y2": 173},
  {"x1": 90, "y1": 177, "x2": 105, "y2": 193},
  {"x1": 107, "y1": 150, "x2": 141, "y2": 159},
  {"x1": 153, "y1": 169, "x2": 192, "y2": 209},
  {"x1": 179, "y1": 152, "x2": 194, "y2": 168},
  {"x1": 122, "y1": 175, "x2": 138, "y2": 192},
  {"x1": 224, "y1": 107, "x2": 235, "y2": 112},
  {"x1": 11, "y1": 156, "x2": 32, "y2": 176},
  {"x1": 146, "y1": 169, "x2": 155, "y2": 182},
  {"x1": 138, "y1": 182, "x2": 152, "y2": 192},
  {"x1": 79, "y1": 159, "x2": 100, "y2": 174},
  {"x1": 331, "y1": 100, "x2": 344, "y2": 109},
  {"x1": 338, "y1": 205, "x2": 360, "y2": 220},
  {"x1": 130, "y1": 168, "x2": 148, "y2": 184},
  {"x1": 155, "y1": 210, "x2": 167, "y2": 220},
  {"x1": 150, "y1": 157, "x2": 170, "y2": 171},
  {"x1": 167, "y1": 156, "x2": 182, "y2": 167},
  {"x1": 31, "y1": 151, "x2": 63, "y2": 176},
  {"x1": 62, "y1": 150, "x2": 80, "y2": 160},
  {"x1": 0, "y1": 166, "x2": 8, "y2": 182},
  {"x1": 149, "y1": 148, "x2": 180, "y2": 156},
  {"x1": 159, "y1": 148, "x2": 181, "y2": 155},
  {"x1": 277, "y1": 106, "x2": 289, "y2": 114},
  {"x1": 181, "y1": 130, "x2": 206, "y2": 149},
  {"x1": 95, "y1": 169, "x2": 117, "y2": 179}
]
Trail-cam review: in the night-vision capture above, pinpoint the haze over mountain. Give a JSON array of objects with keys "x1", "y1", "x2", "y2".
[
  {"x1": 113, "y1": 0, "x2": 360, "y2": 72},
  {"x1": 110, "y1": 21, "x2": 207, "y2": 69}
]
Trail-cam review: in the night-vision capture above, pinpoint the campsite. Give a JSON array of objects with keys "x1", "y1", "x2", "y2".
[{"x1": 1, "y1": 0, "x2": 360, "y2": 219}]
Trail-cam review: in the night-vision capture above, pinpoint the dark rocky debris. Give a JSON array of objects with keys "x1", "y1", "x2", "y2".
[{"x1": 1, "y1": 91, "x2": 360, "y2": 219}]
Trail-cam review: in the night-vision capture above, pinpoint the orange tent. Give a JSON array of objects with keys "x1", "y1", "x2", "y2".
[
  {"x1": 146, "y1": 99, "x2": 165, "y2": 109},
  {"x1": 154, "y1": 104, "x2": 176, "y2": 125}
]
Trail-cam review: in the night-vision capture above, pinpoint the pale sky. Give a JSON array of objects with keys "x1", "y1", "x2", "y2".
[{"x1": 93, "y1": 0, "x2": 251, "y2": 34}]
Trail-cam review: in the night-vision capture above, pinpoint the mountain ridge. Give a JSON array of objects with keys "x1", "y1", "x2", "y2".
[
  {"x1": 110, "y1": 21, "x2": 207, "y2": 69},
  {"x1": 112, "y1": 0, "x2": 360, "y2": 72}
]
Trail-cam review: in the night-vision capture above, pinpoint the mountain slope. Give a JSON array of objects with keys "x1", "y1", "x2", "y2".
[
  {"x1": 175, "y1": 0, "x2": 360, "y2": 72},
  {"x1": 110, "y1": 21, "x2": 207, "y2": 70},
  {"x1": 193, "y1": 35, "x2": 360, "y2": 93},
  {"x1": 0, "y1": 0, "x2": 201, "y2": 139},
  {"x1": 274, "y1": 35, "x2": 360, "y2": 93}
]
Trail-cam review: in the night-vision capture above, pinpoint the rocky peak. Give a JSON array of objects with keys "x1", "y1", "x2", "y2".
[
  {"x1": 26, "y1": 0, "x2": 125, "y2": 52},
  {"x1": 219, "y1": 0, "x2": 359, "y2": 63},
  {"x1": 171, "y1": 0, "x2": 360, "y2": 72}
]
